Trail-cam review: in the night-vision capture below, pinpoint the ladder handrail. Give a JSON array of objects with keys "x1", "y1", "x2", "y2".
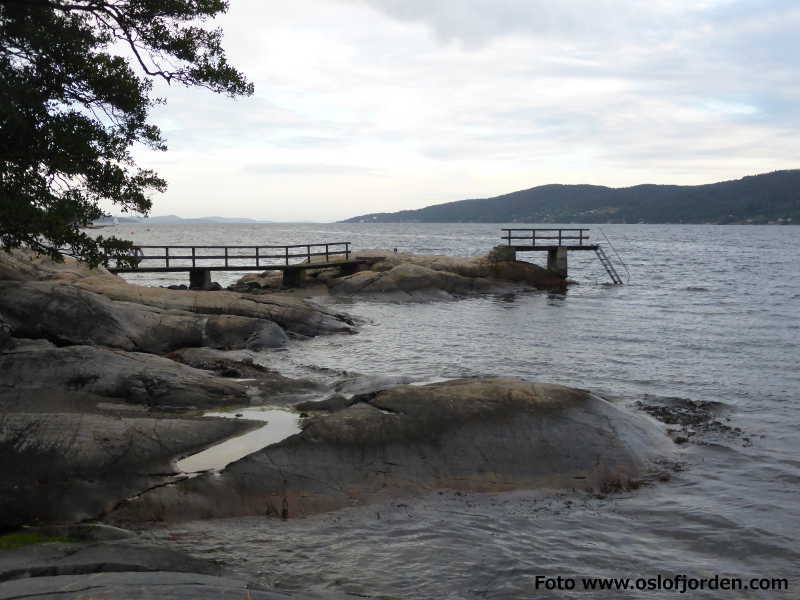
[
  {"x1": 598, "y1": 229, "x2": 630, "y2": 284},
  {"x1": 594, "y1": 246, "x2": 623, "y2": 285}
]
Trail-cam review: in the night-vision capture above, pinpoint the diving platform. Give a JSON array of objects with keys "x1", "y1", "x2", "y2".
[{"x1": 500, "y1": 228, "x2": 624, "y2": 284}]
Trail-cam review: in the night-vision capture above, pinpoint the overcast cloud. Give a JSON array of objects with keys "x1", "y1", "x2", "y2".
[{"x1": 124, "y1": 0, "x2": 799, "y2": 221}]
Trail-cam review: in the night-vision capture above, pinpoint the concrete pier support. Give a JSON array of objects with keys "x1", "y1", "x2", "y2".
[
  {"x1": 547, "y1": 247, "x2": 568, "y2": 277},
  {"x1": 189, "y1": 268, "x2": 211, "y2": 290},
  {"x1": 282, "y1": 267, "x2": 304, "y2": 288},
  {"x1": 339, "y1": 262, "x2": 361, "y2": 276}
]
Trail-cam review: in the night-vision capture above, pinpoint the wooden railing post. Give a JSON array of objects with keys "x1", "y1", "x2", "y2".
[
  {"x1": 496, "y1": 228, "x2": 591, "y2": 248},
  {"x1": 101, "y1": 241, "x2": 355, "y2": 274}
]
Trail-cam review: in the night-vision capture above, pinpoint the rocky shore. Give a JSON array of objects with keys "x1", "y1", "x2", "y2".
[
  {"x1": 0, "y1": 524, "x2": 310, "y2": 599},
  {"x1": 0, "y1": 250, "x2": 349, "y2": 530},
  {"x1": 110, "y1": 378, "x2": 674, "y2": 524},
  {"x1": 0, "y1": 248, "x2": 675, "y2": 599},
  {"x1": 230, "y1": 247, "x2": 568, "y2": 299}
]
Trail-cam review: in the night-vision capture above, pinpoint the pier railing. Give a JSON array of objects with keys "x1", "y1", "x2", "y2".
[
  {"x1": 502, "y1": 228, "x2": 590, "y2": 247},
  {"x1": 110, "y1": 242, "x2": 351, "y2": 272}
]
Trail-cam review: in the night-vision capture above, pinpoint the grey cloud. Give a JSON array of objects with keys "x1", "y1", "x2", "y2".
[
  {"x1": 350, "y1": 0, "x2": 680, "y2": 46},
  {"x1": 135, "y1": 0, "x2": 798, "y2": 220},
  {"x1": 242, "y1": 163, "x2": 383, "y2": 176},
  {"x1": 269, "y1": 135, "x2": 344, "y2": 148}
]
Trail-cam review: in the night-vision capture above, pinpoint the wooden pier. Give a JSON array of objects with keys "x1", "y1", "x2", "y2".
[
  {"x1": 106, "y1": 231, "x2": 624, "y2": 289},
  {"x1": 107, "y1": 241, "x2": 369, "y2": 288},
  {"x1": 501, "y1": 228, "x2": 623, "y2": 284}
]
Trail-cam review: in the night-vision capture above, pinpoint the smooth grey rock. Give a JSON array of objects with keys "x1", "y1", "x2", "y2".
[
  {"x1": 0, "y1": 281, "x2": 288, "y2": 353},
  {"x1": 0, "y1": 395, "x2": 257, "y2": 527},
  {"x1": 4, "y1": 337, "x2": 55, "y2": 352},
  {"x1": 0, "y1": 542, "x2": 308, "y2": 599},
  {"x1": 294, "y1": 394, "x2": 354, "y2": 413},
  {"x1": 167, "y1": 347, "x2": 320, "y2": 396},
  {"x1": 365, "y1": 263, "x2": 474, "y2": 294},
  {"x1": 109, "y1": 378, "x2": 675, "y2": 523},
  {"x1": 0, "y1": 345, "x2": 251, "y2": 408},
  {"x1": 0, "y1": 249, "x2": 357, "y2": 337},
  {"x1": 228, "y1": 272, "x2": 283, "y2": 293},
  {"x1": 329, "y1": 264, "x2": 472, "y2": 298},
  {"x1": 23, "y1": 523, "x2": 136, "y2": 543},
  {"x1": 333, "y1": 374, "x2": 415, "y2": 396},
  {"x1": 243, "y1": 322, "x2": 289, "y2": 350},
  {"x1": 320, "y1": 249, "x2": 566, "y2": 299},
  {"x1": 0, "y1": 316, "x2": 12, "y2": 351},
  {"x1": 0, "y1": 541, "x2": 221, "y2": 582},
  {"x1": 328, "y1": 270, "x2": 381, "y2": 294},
  {"x1": 0, "y1": 571, "x2": 298, "y2": 600}
]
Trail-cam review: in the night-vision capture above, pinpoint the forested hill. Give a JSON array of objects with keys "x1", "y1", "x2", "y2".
[{"x1": 341, "y1": 170, "x2": 800, "y2": 224}]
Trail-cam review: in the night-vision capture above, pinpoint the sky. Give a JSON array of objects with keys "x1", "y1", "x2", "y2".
[{"x1": 125, "y1": 0, "x2": 799, "y2": 222}]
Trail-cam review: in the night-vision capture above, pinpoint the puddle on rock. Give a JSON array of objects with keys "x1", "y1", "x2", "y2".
[{"x1": 177, "y1": 407, "x2": 301, "y2": 474}]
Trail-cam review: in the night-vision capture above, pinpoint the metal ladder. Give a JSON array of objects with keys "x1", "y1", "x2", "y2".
[{"x1": 594, "y1": 246, "x2": 623, "y2": 285}]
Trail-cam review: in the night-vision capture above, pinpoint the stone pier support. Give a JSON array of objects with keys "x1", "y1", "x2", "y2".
[
  {"x1": 189, "y1": 268, "x2": 211, "y2": 290},
  {"x1": 547, "y1": 247, "x2": 568, "y2": 277}
]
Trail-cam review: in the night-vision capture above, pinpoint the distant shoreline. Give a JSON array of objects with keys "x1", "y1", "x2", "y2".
[{"x1": 340, "y1": 169, "x2": 800, "y2": 226}]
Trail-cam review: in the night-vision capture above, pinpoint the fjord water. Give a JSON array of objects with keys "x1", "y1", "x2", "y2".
[{"x1": 118, "y1": 223, "x2": 800, "y2": 599}]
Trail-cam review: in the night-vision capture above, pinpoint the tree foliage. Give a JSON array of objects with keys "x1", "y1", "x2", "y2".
[{"x1": 0, "y1": 0, "x2": 252, "y2": 266}]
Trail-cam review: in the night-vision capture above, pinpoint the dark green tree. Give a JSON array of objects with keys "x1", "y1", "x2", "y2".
[{"x1": 0, "y1": 0, "x2": 252, "y2": 266}]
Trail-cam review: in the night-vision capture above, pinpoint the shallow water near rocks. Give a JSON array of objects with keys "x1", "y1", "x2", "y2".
[
  {"x1": 119, "y1": 223, "x2": 800, "y2": 599},
  {"x1": 176, "y1": 408, "x2": 300, "y2": 473}
]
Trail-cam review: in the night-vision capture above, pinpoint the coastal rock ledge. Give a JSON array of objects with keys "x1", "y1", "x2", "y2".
[
  {"x1": 232, "y1": 248, "x2": 568, "y2": 300},
  {"x1": 112, "y1": 378, "x2": 675, "y2": 523}
]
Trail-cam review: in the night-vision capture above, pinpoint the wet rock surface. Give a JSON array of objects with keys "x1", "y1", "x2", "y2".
[
  {"x1": 0, "y1": 541, "x2": 307, "y2": 600},
  {"x1": 0, "y1": 571, "x2": 300, "y2": 600},
  {"x1": 0, "y1": 250, "x2": 354, "y2": 535},
  {"x1": 0, "y1": 345, "x2": 253, "y2": 408},
  {"x1": 0, "y1": 317, "x2": 12, "y2": 351},
  {"x1": 0, "y1": 390, "x2": 258, "y2": 527},
  {"x1": 332, "y1": 373, "x2": 416, "y2": 396},
  {"x1": 74, "y1": 276, "x2": 357, "y2": 337},
  {"x1": 0, "y1": 249, "x2": 357, "y2": 337},
  {"x1": 0, "y1": 541, "x2": 221, "y2": 582},
  {"x1": 167, "y1": 347, "x2": 321, "y2": 398},
  {"x1": 0, "y1": 281, "x2": 288, "y2": 353},
  {"x1": 22, "y1": 523, "x2": 136, "y2": 543},
  {"x1": 635, "y1": 395, "x2": 750, "y2": 447},
  {"x1": 295, "y1": 393, "x2": 354, "y2": 413},
  {"x1": 109, "y1": 378, "x2": 675, "y2": 523}
]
